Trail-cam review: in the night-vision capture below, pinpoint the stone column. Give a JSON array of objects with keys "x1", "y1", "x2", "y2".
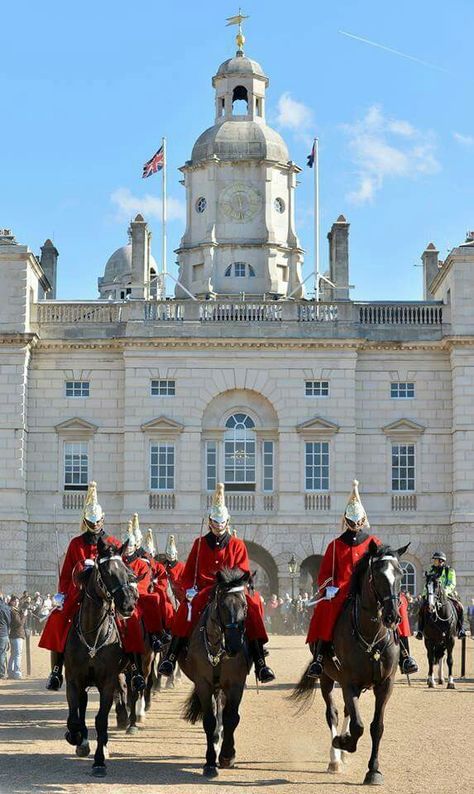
[
  {"x1": 422, "y1": 243, "x2": 439, "y2": 300},
  {"x1": 130, "y1": 214, "x2": 151, "y2": 299},
  {"x1": 327, "y1": 216, "x2": 350, "y2": 301}
]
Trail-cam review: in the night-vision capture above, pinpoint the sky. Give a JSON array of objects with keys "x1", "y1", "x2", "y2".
[{"x1": 0, "y1": 0, "x2": 473, "y2": 301}]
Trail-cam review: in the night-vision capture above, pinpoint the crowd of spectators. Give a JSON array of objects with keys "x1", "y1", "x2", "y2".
[
  {"x1": 0, "y1": 589, "x2": 53, "y2": 680},
  {"x1": 264, "y1": 592, "x2": 313, "y2": 635}
]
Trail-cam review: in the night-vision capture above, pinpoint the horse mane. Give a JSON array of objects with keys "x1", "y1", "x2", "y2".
[
  {"x1": 215, "y1": 566, "x2": 250, "y2": 587},
  {"x1": 350, "y1": 544, "x2": 399, "y2": 595}
]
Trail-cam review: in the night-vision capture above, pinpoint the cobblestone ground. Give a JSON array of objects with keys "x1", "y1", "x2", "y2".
[{"x1": 0, "y1": 636, "x2": 473, "y2": 794}]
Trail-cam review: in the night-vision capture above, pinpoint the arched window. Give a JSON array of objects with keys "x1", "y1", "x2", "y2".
[
  {"x1": 225, "y1": 262, "x2": 252, "y2": 277},
  {"x1": 248, "y1": 265, "x2": 256, "y2": 277},
  {"x1": 232, "y1": 85, "x2": 248, "y2": 115},
  {"x1": 401, "y1": 561, "x2": 416, "y2": 595},
  {"x1": 224, "y1": 413, "x2": 256, "y2": 491},
  {"x1": 225, "y1": 265, "x2": 232, "y2": 277}
]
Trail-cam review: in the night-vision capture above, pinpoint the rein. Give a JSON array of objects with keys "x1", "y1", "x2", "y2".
[
  {"x1": 75, "y1": 556, "x2": 128, "y2": 658},
  {"x1": 201, "y1": 584, "x2": 247, "y2": 667},
  {"x1": 352, "y1": 557, "x2": 397, "y2": 663}
]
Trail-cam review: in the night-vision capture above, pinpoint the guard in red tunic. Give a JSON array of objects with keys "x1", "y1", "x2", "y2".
[
  {"x1": 306, "y1": 480, "x2": 418, "y2": 678},
  {"x1": 158, "y1": 484, "x2": 275, "y2": 683},
  {"x1": 40, "y1": 482, "x2": 145, "y2": 691},
  {"x1": 163, "y1": 534, "x2": 185, "y2": 604},
  {"x1": 123, "y1": 517, "x2": 171, "y2": 651}
]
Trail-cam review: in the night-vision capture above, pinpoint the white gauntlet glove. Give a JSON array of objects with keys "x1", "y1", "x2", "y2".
[
  {"x1": 325, "y1": 586, "x2": 340, "y2": 600},
  {"x1": 52, "y1": 592, "x2": 65, "y2": 610},
  {"x1": 186, "y1": 587, "x2": 198, "y2": 602}
]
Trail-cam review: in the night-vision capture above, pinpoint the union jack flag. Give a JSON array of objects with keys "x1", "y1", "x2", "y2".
[
  {"x1": 307, "y1": 140, "x2": 316, "y2": 168},
  {"x1": 142, "y1": 146, "x2": 164, "y2": 178}
]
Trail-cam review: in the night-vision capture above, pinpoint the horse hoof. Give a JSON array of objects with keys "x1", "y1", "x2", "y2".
[
  {"x1": 126, "y1": 725, "x2": 139, "y2": 735},
  {"x1": 75, "y1": 742, "x2": 90, "y2": 758},
  {"x1": 116, "y1": 721, "x2": 128, "y2": 731},
  {"x1": 427, "y1": 679, "x2": 435, "y2": 688},
  {"x1": 203, "y1": 765, "x2": 219, "y2": 778},
  {"x1": 327, "y1": 762, "x2": 341, "y2": 773},
  {"x1": 91, "y1": 765, "x2": 107, "y2": 778},
  {"x1": 364, "y1": 770, "x2": 384, "y2": 786},
  {"x1": 219, "y1": 756, "x2": 235, "y2": 769},
  {"x1": 144, "y1": 702, "x2": 151, "y2": 712},
  {"x1": 447, "y1": 682, "x2": 456, "y2": 690}
]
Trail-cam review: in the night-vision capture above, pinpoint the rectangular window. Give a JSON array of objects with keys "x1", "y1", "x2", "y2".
[
  {"x1": 150, "y1": 379, "x2": 176, "y2": 396},
  {"x1": 65, "y1": 381, "x2": 90, "y2": 398},
  {"x1": 150, "y1": 444, "x2": 175, "y2": 491},
  {"x1": 305, "y1": 380, "x2": 329, "y2": 397},
  {"x1": 391, "y1": 444, "x2": 415, "y2": 491},
  {"x1": 390, "y1": 382, "x2": 415, "y2": 399},
  {"x1": 234, "y1": 262, "x2": 246, "y2": 277},
  {"x1": 206, "y1": 441, "x2": 217, "y2": 492},
  {"x1": 64, "y1": 442, "x2": 89, "y2": 490},
  {"x1": 262, "y1": 440, "x2": 274, "y2": 492},
  {"x1": 224, "y1": 440, "x2": 256, "y2": 490},
  {"x1": 305, "y1": 441, "x2": 329, "y2": 491}
]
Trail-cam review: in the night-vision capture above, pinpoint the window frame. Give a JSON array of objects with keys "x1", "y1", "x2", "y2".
[
  {"x1": 65, "y1": 380, "x2": 90, "y2": 398},
  {"x1": 401, "y1": 561, "x2": 417, "y2": 595},
  {"x1": 150, "y1": 442, "x2": 175, "y2": 492},
  {"x1": 63, "y1": 440, "x2": 89, "y2": 491},
  {"x1": 391, "y1": 443, "x2": 416, "y2": 492},
  {"x1": 305, "y1": 380, "x2": 329, "y2": 398},
  {"x1": 304, "y1": 440, "x2": 330, "y2": 492},
  {"x1": 150, "y1": 379, "x2": 176, "y2": 397},
  {"x1": 390, "y1": 381, "x2": 415, "y2": 399}
]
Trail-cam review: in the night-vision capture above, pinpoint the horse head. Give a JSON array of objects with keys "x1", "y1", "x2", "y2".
[
  {"x1": 425, "y1": 571, "x2": 444, "y2": 612},
  {"x1": 363, "y1": 541, "x2": 410, "y2": 628},
  {"x1": 214, "y1": 567, "x2": 250, "y2": 656},
  {"x1": 93, "y1": 537, "x2": 138, "y2": 618}
]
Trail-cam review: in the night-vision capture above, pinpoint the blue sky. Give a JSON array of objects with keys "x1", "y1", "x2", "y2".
[{"x1": 1, "y1": 0, "x2": 473, "y2": 300}]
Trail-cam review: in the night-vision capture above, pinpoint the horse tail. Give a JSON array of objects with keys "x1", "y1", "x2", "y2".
[
  {"x1": 289, "y1": 664, "x2": 318, "y2": 711},
  {"x1": 182, "y1": 688, "x2": 203, "y2": 724}
]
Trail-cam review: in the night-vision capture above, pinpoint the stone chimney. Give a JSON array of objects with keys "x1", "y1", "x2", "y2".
[
  {"x1": 130, "y1": 214, "x2": 151, "y2": 299},
  {"x1": 422, "y1": 242, "x2": 439, "y2": 299},
  {"x1": 39, "y1": 238, "x2": 58, "y2": 299},
  {"x1": 327, "y1": 215, "x2": 349, "y2": 300}
]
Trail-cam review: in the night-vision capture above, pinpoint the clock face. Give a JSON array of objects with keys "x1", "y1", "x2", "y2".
[{"x1": 219, "y1": 182, "x2": 262, "y2": 222}]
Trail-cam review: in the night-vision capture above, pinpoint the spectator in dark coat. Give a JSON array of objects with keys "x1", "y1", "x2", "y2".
[
  {"x1": 0, "y1": 591, "x2": 11, "y2": 679},
  {"x1": 8, "y1": 596, "x2": 26, "y2": 679}
]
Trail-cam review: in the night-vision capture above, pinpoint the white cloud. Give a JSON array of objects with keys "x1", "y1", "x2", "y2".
[
  {"x1": 110, "y1": 187, "x2": 185, "y2": 223},
  {"x1": 342, "y1": 105, "x2": 440, "y2": 204},
  {"x1": 453, "y1": 131, "x2": 474, "y2": 146},
  {"x1": 276, "y1": 92, "x2": 314, "y2": 146}
]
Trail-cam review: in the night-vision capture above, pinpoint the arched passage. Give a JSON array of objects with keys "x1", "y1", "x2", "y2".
[
  {"x1": 243, "y1": 540, "x2": 279, "y2": 598},
  {"x1": 300, "y1": 554, "x2": 323, "y2": 595}
]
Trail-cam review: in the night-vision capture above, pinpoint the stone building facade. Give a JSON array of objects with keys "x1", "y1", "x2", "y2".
[{"x1": 1, "y1": 46, "x2": 473, "y2": 600}]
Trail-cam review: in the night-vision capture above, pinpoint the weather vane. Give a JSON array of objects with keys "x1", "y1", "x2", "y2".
[{"x1": 226, "y1": 8, "x2": 249, "y2": 53}]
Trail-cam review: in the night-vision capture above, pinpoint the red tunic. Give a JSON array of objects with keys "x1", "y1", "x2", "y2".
[
  {"x1": 124, "y1": 554, "x2": 167, "y2": 635},
  {"x1": 307, "y1": 531, "x2": 410, "y2": 643},
  {"x1": 39, "y1": 532, "x2": 143, "y2": 653},
  {"x1": 172, "y1": 531, "x2": 267, "y2": 642},
  {"x1": 398, "y1": 591, "x2": 411, "y2": 637},
  {"x1": 150, "y1": 560, "x2": 175, "y2": 625},
  {"x1": 165, "y1": 560, "x2": 186, "y2": 602}
]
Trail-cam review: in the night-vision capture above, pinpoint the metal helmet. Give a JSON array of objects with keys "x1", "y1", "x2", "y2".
[
  {"x1": 432, "y1": 551, "x2": 447, "y2": 562},
  {"x1": 165, "y1": 534, "x2": 178, "y2": 562},
  {"x1": 131, "y1": 513, "x2": 142, "y2": 548},
  {"x1": 123, "y1": 519, "x2": 136, "y2": 553},
  {"x1": 144, "y1": 528, "x2": 155, "y2": 557},
  {"x1": 82, "y1": 481, "x2": 104, "y2": 531},
  {"x1": 344, "y1": 479, "x2": 369, "y2": 529},
  {"x1": 209, "y1": 483, "x2": 229, "y2": 525}
]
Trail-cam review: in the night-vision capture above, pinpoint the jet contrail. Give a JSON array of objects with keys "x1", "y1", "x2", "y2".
[{"x1": 339, "y1": 30, "x2": 451, "y2": 74}]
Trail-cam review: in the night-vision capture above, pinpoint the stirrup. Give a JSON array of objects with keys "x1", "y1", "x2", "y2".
[
  {"x1": 307, "y1": 656, "x2": 324, "y2": 679},
  {"x1": 131, "y1": 672, "x2": 146, "y2": 692},
  {"x1": 458, "y1": 628, "x2": 466, "y2": 639},
  {"x1": 158, "y1": 658, "x2": 175, "y2": 677},
  {"x1": 150, "y1": 633, "x2": 163, "y2": 652},
  {"x1": 255, "y1": 664, "x2": 275, "y2": 683},
  {"x1": 401, "y1": 656, "x2": 418, "y2": 675},
  {"x1": 46, "y1": 669, "x2": 63, "y2": 691}
]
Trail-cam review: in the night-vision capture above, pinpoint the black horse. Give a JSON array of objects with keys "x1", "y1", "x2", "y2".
[
  {"x1": 421, "y1": 572, "x2": 457, "y2": 689},
  {"x1": 293, "y1": 542, "x2": 409, "y2": 786},
  {"x1": 64, "y1": 537, "x2": 138, "y2": 776},
  {"x1": 180, "y1": 567, "x2": 251, "y2": 778}
]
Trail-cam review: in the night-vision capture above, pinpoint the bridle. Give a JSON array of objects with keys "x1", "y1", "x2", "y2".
[
  {"x1": 368, "y1": 556, "x2": 401, "y2": 617},
  {"x1": 353, "y1": 555, "x2": 400, "y2": 662},
  {"x1": 202, "y1": 583, "x2": 247, "y2": 667}
]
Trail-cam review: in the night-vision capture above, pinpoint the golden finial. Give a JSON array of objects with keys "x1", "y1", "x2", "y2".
[{"x1": 226, "y1": 9, "x2": 249, "y2": 54}]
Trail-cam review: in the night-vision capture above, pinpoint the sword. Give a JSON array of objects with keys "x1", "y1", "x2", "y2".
[
  {"x1": 187, "y1": 513, "x2": 207, "y2": 622},
  {"x1": 53, "y1": 503, "x2": 61, "y2": 580}
]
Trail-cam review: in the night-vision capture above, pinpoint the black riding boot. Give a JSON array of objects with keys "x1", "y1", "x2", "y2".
[
  {"x1": 399, "y1": 636, "x2": 419, "y2": 674},
  {"x1": 457, "y1": 606, "x2": 466, "y2": 639},
  {"x1": 251, "y1": 640, "x2": 275, "y2": 683},
  {"x1": 157, "y1": 635, "x2": 185, "y2": 677},
  {"x1": 128, "y1": 653, "x2": 146, "y2": 692},
  {"x1": 307, "y1": 640, "x2": 330, "y2": 678},
  {"x1": 46, "y1": 651, "x2": 64, "y2": 690}
]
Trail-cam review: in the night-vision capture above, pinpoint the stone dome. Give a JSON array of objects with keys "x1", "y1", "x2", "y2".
[
  {"x1": 191, "y1": 120, "x2": 289, "y2": 164},
  {"x1": 214, "y1": 54, "x2": 267, "y2": 82},
  {"x1": 102, "y1": 244, "x2": 158, "y2": 284}
]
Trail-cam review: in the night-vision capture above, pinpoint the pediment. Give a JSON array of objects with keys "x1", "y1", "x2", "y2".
[
  {"x1": 296, "y1": 416, "x2": 340, "y2": 436},
  {"x1": 382, "y1": 418, "x2": 425, "y2": 437},
  {"x1": 55, "y1": 417, "x2": 98, "y2": 434},
  {"x1": 141, "y1": 415, "x2": 184, "y2": 433}
]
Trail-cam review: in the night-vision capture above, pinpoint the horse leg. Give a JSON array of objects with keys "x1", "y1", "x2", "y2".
[
  {"x1": 219, "y1": 686, "x2": 243, "y2": 769},
  {"x1": 198, "y1": 684, "x2": 219, "y2": 778},
  {"x1": 126, "y1": 675, "x2": 139, "y2": 735},
  {"x1": 320, "y1": 673, "x2": 341, "y2": 773},
  {"x1": 115, "y1": 674, "x2": 129, "y2": 731},
  {"x1": 427, "y1": 645, "x2": 435, "y2": 688},
  {"x1": 446, "y1": 640, "x2": 455, "y2": 689},
  {"x1": 75, "y1": 687, "x2": 91, "y2": 758},
  {"x1": 341, "y1": 709, "x2": 350, "y2": 765},
  {"x1": 92, "y1": 684, "x2": 114, "y2": 777},
  {"x1": 65, "y1": 679, "x2": 84, "y2": 747},
  {"x1": 144, "y1": 669, "x2": 153, "y2": 711},
  {"x1": 333, "y1": 685, "x2": 363, "y2": 754},
  {"x1": 363, "y1": 676, "x2": 394, "y2": 786}
]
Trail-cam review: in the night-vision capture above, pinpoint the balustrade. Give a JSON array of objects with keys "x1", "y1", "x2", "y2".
[
  {"x1": 391, "y1": 494, "x2": 417, "y2": 511},
  {"x1": 305, "y1": 493, "x2": 331, "y2": 511}
]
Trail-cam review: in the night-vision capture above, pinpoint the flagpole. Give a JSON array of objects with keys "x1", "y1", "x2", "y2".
[
  {"x1": 162, "y1": 136, "x2": 167, "y2": 296},
  {"x1": 314, "y1": 137, "x2": 320, "y2": 303}
]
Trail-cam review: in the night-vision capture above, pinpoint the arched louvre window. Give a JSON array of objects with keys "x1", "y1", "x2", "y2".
[
  {"x1": 224, "y1": 413, "x2": 256, "y2": 491},
  {"x1": 401, "y1": 561, "x2": 416, "y2": 595}
]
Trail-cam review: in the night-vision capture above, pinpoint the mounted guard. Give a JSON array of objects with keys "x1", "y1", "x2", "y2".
[
  {"x1": 40, "y1": 482, "x2": 145, "y2": 691},
  {"x1": 163, "y1": 533, "x2": 185, "y2": 603},
  {"x1": 158, "y1": 483, "x2": 275, "y2": 683},
  {"x1": 306, "y1": 479, "x2": 418, "y2": 678}
]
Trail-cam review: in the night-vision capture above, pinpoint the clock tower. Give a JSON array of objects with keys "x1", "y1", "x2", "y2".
[{"x1": 175, "y1": 42, "x2": 304, "y2": 299}]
